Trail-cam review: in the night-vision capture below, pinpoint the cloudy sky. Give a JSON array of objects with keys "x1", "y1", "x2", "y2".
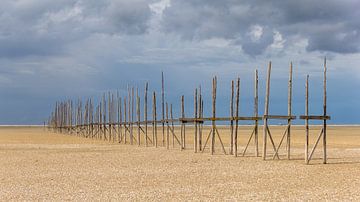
[{"x1": 0, "y1": 0, "x2": 359, "y2": 124}]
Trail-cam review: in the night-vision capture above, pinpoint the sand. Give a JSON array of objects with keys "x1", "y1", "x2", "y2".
[{"x1": 0, "y1": 126, "x2": 359, "y2": 201}]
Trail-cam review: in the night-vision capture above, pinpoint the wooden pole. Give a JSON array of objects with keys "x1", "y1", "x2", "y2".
[
  {"x1": 153, "y1": 91, "x2": 158, "y2": 148},
  {"x1": 119, "y1": 96, "x2": 122, "y2": 143},
  {"x1": 194, "y1": 88, "x2": 198, "y2": 153},
  {"x1": 234, "y1": 77, "x2": 240, "y2": 157},
  {"x1": 166, "y1": 102, "x2": 169, "y2": 149},
  {"x1": 230, "y1": 80, "x2": 234, "y2": 155},
  {"x1": 263, "y1": 62, "x2": 271, "y2": 160},
  {"x1": 287, "y1": 62, "x2": 293, "y2": 159},
  {"x1": 162, "y1": 72, "x2": 165, "y2": 147},
  {"x1": 144, "y1": 82, "x2": 148, "y2": 147},
  {"x1": 170, "y1": 104, "x2": 175, "y2": 148},
  {"x1": 108, "y1": 92, "x2": 111, "y2": 142},
  {"x1": 198, "y1": 86, "x2": 203, "y2": 151},
  {"x1": 323, "y1": 58, "x2": 327, "y2": 164},
  {"x1": 305, "y1": 75, "x2": 309, "y2": 164},
  {"x1": 211, "y1": 77, "x2": 217, "y2": 155},
  {"x1": 124, "y1": 97, "x2": 127, "y2": 144},
  {"x1": 254, "y1": 70, "x2": 259, "y2": 157},
  {"x1": 181, "y1": 95, "x2": 185, "y2": 150},
  {"x1": 103, "y1": 94, "x2": 106, "y2": 141},
  {"x1": 131, "y1": 87, "x2": 134, "y2": 145},
  {"x1": 137, "y1": 88, "x2": 141, "y2": 146}
]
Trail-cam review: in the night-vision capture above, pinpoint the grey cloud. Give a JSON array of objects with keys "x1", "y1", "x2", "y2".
[
  {"x1": 0, "y1": 0, "x2": 152, "y2": 58},
  {"x1": 161, "y1": 0, "x2": 360, "y2": 55}
]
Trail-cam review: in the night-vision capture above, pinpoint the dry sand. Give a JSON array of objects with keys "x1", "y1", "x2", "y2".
[{"x1": 0, "y1": 126, "x2": 360, "y2": 201}]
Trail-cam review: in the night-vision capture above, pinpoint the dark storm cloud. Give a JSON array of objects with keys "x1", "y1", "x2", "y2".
[
  {"x1": 161, "y1": 0, "x2": 360, "y2": 55},
  {"x1": 0, "y1": 0, "x2": 152, "y2": 58}
]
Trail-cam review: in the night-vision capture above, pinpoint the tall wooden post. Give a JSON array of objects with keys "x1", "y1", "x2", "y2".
[
  {"x1": 234, "y1": 77, "x2": 240, "y2": 157},
  {"x1": 118, "y1": 97, "x2": 122, "y2": 143},
  {"x1": 323, "y1": 58, "x2": 327, "y2": 164},
  {"x1": 103, "y1": 94, "x2": 107, "y2": 141},
  {"x1": 287, "y1": 62, "x2": 293, "y2": 159},
  {"x1": 137, "y1": 88, "x2": 141, "y2": 146},
  {"x1": 181, "y1": 95, "x2": 185, "y2": 150},
  {"x1": 198, "y1": 86, "x2": 203, "y2": 151},
  {"x1": 194, "y1": 88, "x2": 198, "y2": 153},
  {"x1": 305, "y1": 75, "x2": 309, "y2": 164},
  {"x1": 131, "y1": 87, "x2": 135, "y2": 145},
  {"x1": 211, "y1": 77, "x2": 217, "y2": 155},
  {"x1": 166, "y1": 102, "x2": 169, "y2": 149},
  {"x1": 144, "y1": 82, "x2": 148, "y2": 147},
  {"x1": 230, "y1": 80, "x2": 234, "y2": 155},
  {"x1": 108, "y1": 92, "x2": 111, "y2": 142},
  {"x1": 254, "y1": 70, "x2": 259, "y2": 157},
  {"x1": 170, "y1": 104, "x2": 175, "y2": 148},
  {"x1": 162, "y1": 72, "x2": 165, "y2": 147},
  {"x1": 153, "y1": 92, "x2": 158, "y2": 148},
  {"x1": 263, "y1": 62, "x2": 271, "y2": 160},
  {"x1": 124, "y1": 97, "x2": 127, "y2": 144}
]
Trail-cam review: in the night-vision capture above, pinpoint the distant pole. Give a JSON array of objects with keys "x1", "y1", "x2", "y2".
[
  {"x1": 162, "y1": 72, "x2": 165, "y2": 147},
  {"x1": 137, "y1": 88, "x2": 140, "y2": 146},
  {"x1": 194, "y1": 88, "x2": 198, "y2": 153},
  {"x1": 153, "y1": 92, "x2": 158, "y2": 148},
  {"x1": 144, "y1": 82, "x2": 149, "y2": 147}
]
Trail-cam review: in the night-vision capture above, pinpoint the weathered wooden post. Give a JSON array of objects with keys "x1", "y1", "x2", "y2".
[
  {"x1": 153, "y1": 91, "x2": 158, "y2": 148},
  {"x1": 194, "y1": 88, "x2": 198, "y2": 153},
  {"x1": 323, "y1": 58, "x2": 327, "y2": 164},
  {"x1": 254, "y1": 70, "x2": 259, "y2": 157},
  {"x1": 137, "y1": 88, "x2": 141, "y2": 146},
  {"x1": 180, "y1": 95, "x2": 185, "y2": 150},
  {"x1": 287, "y1": 62, "x2": 293, "y2": 159},
  {"x1": 144, "y1": 82, "x2": 149, "y2": 147},
  {"x1": 230, "y1": 80, "x2": 234, "y2": 155},
  {"x1": 305, "y1": 75, "x2": 309, "y2": 164},
  {"x1": 211, "y1": 77, "x2": 217, "y2": 155},
  {"x1": 234, "y1": 77, "x2": 240, "y2": 157},
  {"x1": 162, "y1": 72, "x2": 165, "y2": 147},
  {"x1": 263, "y1": 62, "x2": 271, "y2": 160}
]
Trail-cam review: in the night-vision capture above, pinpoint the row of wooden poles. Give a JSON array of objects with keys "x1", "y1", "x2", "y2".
[{"x1": 49, "y1": 60, "x2": 330, "y2": 164}]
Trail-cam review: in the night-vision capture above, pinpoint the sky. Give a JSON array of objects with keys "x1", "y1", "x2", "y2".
[{"x1": 0, "y1": 0, "x2": 360, "y2": 124}]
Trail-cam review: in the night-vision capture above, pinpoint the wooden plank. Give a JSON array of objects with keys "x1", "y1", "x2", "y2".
[
  {"x1": 299, "y1": 115, "x2": 331, "y2": 120},
  {"x1": 263, "y1": 115, "x2": 296, "y2": 120}
]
